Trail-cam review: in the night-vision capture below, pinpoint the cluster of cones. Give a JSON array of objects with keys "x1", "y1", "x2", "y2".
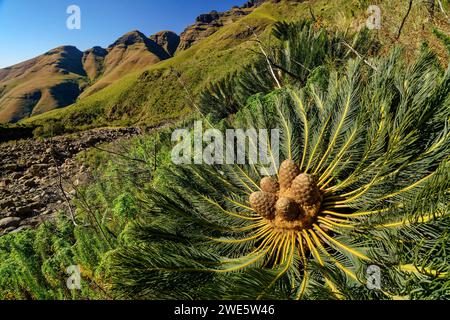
[{"x1": 250, "y1": 160, "x2": 323, "y2": 231}]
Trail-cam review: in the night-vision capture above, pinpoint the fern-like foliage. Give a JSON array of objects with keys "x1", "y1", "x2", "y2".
[{"x1": 107, "y1": 22, "x2": 450, "y2": 300}]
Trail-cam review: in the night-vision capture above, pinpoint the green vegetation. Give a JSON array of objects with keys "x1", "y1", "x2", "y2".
[
  {"x1": 0, "y1": 128, "x2": 173, "y2": 299},
  {"x1": 433, "y1": 28, "x2": 450, "y2": 54},
  {"x1": 32, "y1": 121, "x2": 68, "y2": 138},
  {"x1": 1, "y1": 17, "x2": 449, "y2": 300},
  {"x1": 104, "y1": 22, "x2": 450, "y2": 300}
]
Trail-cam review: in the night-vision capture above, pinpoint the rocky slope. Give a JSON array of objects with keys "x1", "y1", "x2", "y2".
[
  {"x1": 149, "y1": 31, "x2": 180, "y2": 57},
  {"x1": 0, "y1": 128, "x2": 140, "y2": 236},
  {"x1": 177, "y1": 1, "x2": 267, "y2": 50}
]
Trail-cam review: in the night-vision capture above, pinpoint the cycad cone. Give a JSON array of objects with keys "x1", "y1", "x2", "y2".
[{"x1": 250, "y1": 160, "x2": 323, "y2": 231}]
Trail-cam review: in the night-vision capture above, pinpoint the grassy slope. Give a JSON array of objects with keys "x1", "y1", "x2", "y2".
[
  {"x1": 23, "y1": 0, "x2": 450, "y2": 130},
  {"x1": 0, "y1": 47, "x2": 88, "y2": 123}
]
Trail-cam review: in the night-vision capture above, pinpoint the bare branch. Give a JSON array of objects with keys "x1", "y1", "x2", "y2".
[
  {"x1": 437, "y1": 0, "x2": 449, "y2": 21},
  {"x1": 309, "y1": 6, "x2": 316, "y2": 22},
  {"x1": 170, "y1": 67, "x2": 215, "y2": 129},
  {"x1": 92, "y1": 145, "x2": 147, "y2": 164},
  {"x1": 48, "y1": 141, "x2": 78, "y2": 226},
  {"x1": 397, "y1": 0, "x2": 414, "y2": 40},
  {"x1": 247, "y1": 25, "x2": 282, "y2": 89},
  {"x1": 342, "y1": 41, "x2": 378, "y2": 71}
]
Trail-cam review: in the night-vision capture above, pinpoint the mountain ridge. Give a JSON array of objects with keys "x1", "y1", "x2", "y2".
[
  {"x1": 0, "y1": 0, "x2": 267, "y2": 124},
  {"x1": 0, "y1": 29, "x2": 177, "y2": 123},
  {"x1": 2, "y1": 0, "x2": 450, "y2": 128}
]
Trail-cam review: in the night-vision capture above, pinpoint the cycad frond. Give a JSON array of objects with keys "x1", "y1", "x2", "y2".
[{"x1": 107, "y1": 24, "x2": 450, "y2": 300}]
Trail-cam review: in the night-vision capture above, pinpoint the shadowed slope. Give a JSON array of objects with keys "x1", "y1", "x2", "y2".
[
  {"x1": 0, "y1": 31, "x2": 173, "y2": 123},
  {"x1": 0, "y1": 46, "x2": 86, "y2": 123},
  {"x1": 79, "y1": 31, "x2": 170, "y2": 97}
]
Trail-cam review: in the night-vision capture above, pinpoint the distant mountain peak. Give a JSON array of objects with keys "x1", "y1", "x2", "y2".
[
  {"x1": 149, "y1": 31, "x2": 180, "y2": 57},
  {"x1": 85, "y1": 46, "x2": 108, "y2": 56},
  {"x1": 45, "y1": 45, "x2": 82, "y2": 56},
  {"x1": 109, "y1": 30, "x2": 150, "y2": 48},
  {"x1": 178, "y1": 2, "x2": 261, "y2": 51}
]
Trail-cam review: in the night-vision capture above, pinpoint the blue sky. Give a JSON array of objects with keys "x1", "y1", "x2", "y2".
[{"x1": 0, "y1": 0, "x2": 245, "y2": 68}]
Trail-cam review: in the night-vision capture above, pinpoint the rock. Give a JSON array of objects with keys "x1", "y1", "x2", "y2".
[
  {"x1": 0, "y1": 178, "x2": 12, "y2": 188},
  {"x1": 19, "y1": 174, "x2": 32, "y2": 182},
  {"x1": 10, "y1": 172, "x2": 23, "y2": 180},
  {"x1": 196, "y1": 11, "x2": 221, "y2": 24},
  {"x1": 149, "y1": 31, "x2": 180, "y2": 57},
  {"x1": 0, "y1": 199, "x2": 14, "y2": 209},
  {"x1": 15, "y1": 202, "x2": 40, "y2": 217},
  {"x1": 27, "y1": 164, "x2": 50, "y2": 176},
  {"x1": 0, "y1": 127, "x2": 140, "y2": 236},
  {"x1": 178, "y1": 6, "x2": 254, "y2": 50},
  {"x1": 2, "y1": 164, "x2": 17, "y2": 171},
  {"x1": 8, "y1": 225, "x2": 33, "y2": 234},
  {"x1": 241, "y1": 0, "x2": 268, "y2": 8},
  {"x1": 40, "y1": 154, "x2": 52, "y2": 163},
  {"x1": 0, "y1": 217, "x2": 21, "y2": 229},
  {"x1": 23, "y1": 179, "x2": 36, "y2": 188}
]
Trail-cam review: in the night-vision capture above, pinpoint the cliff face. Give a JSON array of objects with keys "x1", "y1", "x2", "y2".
[
  {"x1": 177, "y1": 0, "x2": 269, "y2": 51},
  {"x1": 149, "y1": 31, "x2": 180, "y2": 57}
]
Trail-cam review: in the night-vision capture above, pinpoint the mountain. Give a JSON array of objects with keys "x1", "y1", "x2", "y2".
[
  {"x1": 3, "y1": 0, "x2": 450, "y2": 127},
  {"x1": 0, "y1": 0, "x2": 271, "y2": 124},
  {"x1": 178, "y1": 7, "x2": 254, "y2": 51},
  {"x1": 0, "y1": 30, "x2": 176, "y2": 123},
  {"x1": 19, "y1": 0, "x2": 278, "y2": 127},
  {"x1": 82, "y1": 46, "x2": 108, "y2": 81},
  {"x1": 177, "y1": 0, "x2": 269, "y2": 50},
  {"x1": 79, "y1": 30, "x2": 170, "y2": 97}
]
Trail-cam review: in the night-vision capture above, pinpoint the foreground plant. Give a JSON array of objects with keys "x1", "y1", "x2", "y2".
[{"x1": 108, "y1": 23, "x2": 450, "y2": 299}]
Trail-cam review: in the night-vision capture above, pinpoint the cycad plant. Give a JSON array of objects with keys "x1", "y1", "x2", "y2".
[{"x1": 108, "y1": 22, "x2": 450, "y2": 300}]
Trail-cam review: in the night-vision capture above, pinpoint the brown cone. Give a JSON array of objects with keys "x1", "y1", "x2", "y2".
[
  {"x1": 290, "y1": 173, "x2": 321, "y2": 206},
  {"x1": 249, "y1": 192, "x2": 277, "y2": 220},
  {"x1": 260, "y1": 177, "x2": 279, "y2": 194},
  {"x1": 278, "y1": 160, "x2": 300, "y2": 191},
  {"x1": 275, "y1": 197, "x2": 301, "y2": 221}
]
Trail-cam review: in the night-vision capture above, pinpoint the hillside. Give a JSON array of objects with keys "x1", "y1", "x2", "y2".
[
  {"x1": 21, "y1": 0, "x2": 450, "y2": 131},
  {"x1": 0, "y1": 31, "x2": 175, "y2": 124},
  {"x1": 0, "y1": 46, "x2": 87, "y2": 123},
  {"x1": 0, "y1": 0, "x2": 265, "y2": 125}
]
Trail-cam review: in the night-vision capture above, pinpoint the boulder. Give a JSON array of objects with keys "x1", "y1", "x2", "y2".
[{"x1": 0, "y1": 217, "x2": 21, "y2": 229}]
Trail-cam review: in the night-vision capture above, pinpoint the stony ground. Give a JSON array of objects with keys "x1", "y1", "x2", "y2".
[{"x1": 0, "y1": 127, "x2": 140, "y2": 236}]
